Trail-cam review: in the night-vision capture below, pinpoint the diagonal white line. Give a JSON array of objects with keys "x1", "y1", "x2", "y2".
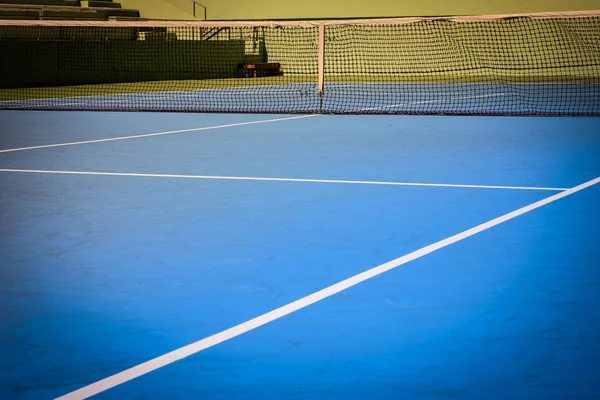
[
  {"x1": 0, "y1": 114, "x2": 320, "y2": 153},
  {"x1": 54, "y1": 175, "x2": 600, "y2": 400},
  {"x1": 0, "y1": 169, "x2": 568, "y2": 191}
]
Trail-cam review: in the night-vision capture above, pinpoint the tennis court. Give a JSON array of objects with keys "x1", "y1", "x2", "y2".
[{"x1": 1, "y1": 10, "x2": 600, "y2": 400}]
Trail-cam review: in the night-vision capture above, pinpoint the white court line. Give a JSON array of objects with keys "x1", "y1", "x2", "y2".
[
  {"x1": 353, "y1": 93, "x2": 507, "y2": 112},
  {"x1": 0, "y1": 115, "x2": 320, "y2": 153},
  {"x1": 55, "y1": 175, "x2": 600, "y2": 400},
  {"x1": 0, "y1": 169, "x2": 568, "y2": 191}
]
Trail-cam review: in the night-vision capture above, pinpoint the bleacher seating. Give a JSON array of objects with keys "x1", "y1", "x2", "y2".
[{"x1": 0, "y1": 0, "x2": 142, "y2": 20}]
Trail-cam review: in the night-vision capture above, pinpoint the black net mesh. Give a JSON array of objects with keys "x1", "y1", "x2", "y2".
[
  {"x1": 0, "y1": 15, "x2": 599, "y2": 115},
  {"x1": 0, "y1": 24, "x2": 320, "y2": 112},
  {"x1": 322, "y1": 17, "x2": 600, "y2": 115}
]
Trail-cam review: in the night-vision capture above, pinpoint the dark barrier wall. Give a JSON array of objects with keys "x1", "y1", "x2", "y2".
[{"x1": 0, "y1": 39, "x2": 246, "y2": 88}]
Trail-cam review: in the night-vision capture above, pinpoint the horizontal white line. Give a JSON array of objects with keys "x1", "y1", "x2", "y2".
[
  {"x1": 354, "y1": 93, "x2": 507, "y2": 112},
  {"x1": 0, "y1": 169, "x2": 568, "y2": 191},
  {"x1": 0, "y1": 114, "x2": 319, "y2": 153},
  {"x1": 55, "y1": 174, "x2": 600, "y2": 400}
]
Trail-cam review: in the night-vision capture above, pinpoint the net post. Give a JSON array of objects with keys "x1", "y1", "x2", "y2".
[{"x1": 318, "y1": 22, "x2": 325, "y2": 95}]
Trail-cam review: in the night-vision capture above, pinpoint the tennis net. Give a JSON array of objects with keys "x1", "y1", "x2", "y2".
[{"x1": 0, "y1": 11, "x2": 599, "y2": 115}]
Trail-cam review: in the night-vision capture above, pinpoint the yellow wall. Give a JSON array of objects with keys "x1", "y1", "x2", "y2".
[
  {"x1": 118, "y1": 0, "x2": 199, "y2": 20},
  {"x1": 200, "y1": 0, "x2": 599, "y2": 20},
  {"x1": 125, "y1": 0, "x2": 599, "y2": 21},
  {"x1": 162, "y1": 0, "x2": 205, "y2": 19}
]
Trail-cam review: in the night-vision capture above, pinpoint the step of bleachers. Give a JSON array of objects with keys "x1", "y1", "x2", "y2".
[
  {"x1": 0, "y1": 3, "x2": 140, "y2": 20},
  {"x1": 88, "y1": 1, "x2": 120, "y2": 8},
  {"x1": 0, "y1": 8, "x2": 38, "y2": 18},
  {"x1": 0, "y1": 0, "x2": 141, "y2": 20},
  {"x1": 0, "y1": 0, "x2": 79, "y2": 5}
]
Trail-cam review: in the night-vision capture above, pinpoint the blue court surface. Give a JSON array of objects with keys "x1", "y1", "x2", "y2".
[{"x1": 1, "y1": 110, "x2": 599, "y2": 400}]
